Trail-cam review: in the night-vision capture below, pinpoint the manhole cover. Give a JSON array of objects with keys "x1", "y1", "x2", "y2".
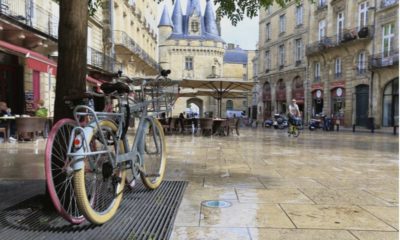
[{"x1": 201, "y1": 200, "x2": 232, "y2": 208}]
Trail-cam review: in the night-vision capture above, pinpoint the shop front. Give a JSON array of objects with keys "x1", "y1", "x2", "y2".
[
  {"x1": 382, "y1": 78, "x2": 398, "y2": 127},
  {"x1": 311, "y1": 83, "x2": 323, "y2": 117},
  {"x1": 275, "y1": 79, "x2": 286, "y2": 114},
  {"x1": 330, "y1": 81, "x2": 345, "y2": 125},
  {"x1": 263, "y1": 82, "x2": 272, "y2": 120},
  {"x1": 292, "y1": 76, "x2": 304, "y2": 115}
]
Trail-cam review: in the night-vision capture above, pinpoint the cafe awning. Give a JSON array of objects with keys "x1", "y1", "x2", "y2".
[{"x1": 0, "y1": 40, "x2": 57, "y2": 75}]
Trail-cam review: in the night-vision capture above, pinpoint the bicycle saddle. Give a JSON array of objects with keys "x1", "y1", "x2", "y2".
[{"x1": 101, "y1": 82, "x2": 130, "y2": 94}]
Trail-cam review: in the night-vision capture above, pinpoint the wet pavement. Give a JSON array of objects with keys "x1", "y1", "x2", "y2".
[{"x1": 0, "y1": 128, "x2": 398, "y2": 239}]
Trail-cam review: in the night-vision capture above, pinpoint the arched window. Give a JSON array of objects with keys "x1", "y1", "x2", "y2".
[
  {"x1": 226, "y1": 100, "x2": 234, "y2": 110},
  {"x1": 382, "y1": 78, "x2": 399, "y2": 127}
]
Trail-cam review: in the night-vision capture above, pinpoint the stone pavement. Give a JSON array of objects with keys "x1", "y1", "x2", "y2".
[{"x1": 0, "y1": 128, "x2": 398, "y2": 239}]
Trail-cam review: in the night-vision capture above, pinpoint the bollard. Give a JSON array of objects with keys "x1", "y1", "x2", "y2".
[
  {"x1": 352, "y1": 124, "x2": 356, "y2": 132},
  {"x1": 394, "y1": 126, "x2": 398, "y2": 135},
  {"x1": 336, "y1": 124, "x2": 339, "y2": 131}
]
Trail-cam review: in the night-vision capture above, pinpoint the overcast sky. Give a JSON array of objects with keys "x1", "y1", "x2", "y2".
[{"x1": 158, "y1": 1, "x2": 259, "y2": 50}]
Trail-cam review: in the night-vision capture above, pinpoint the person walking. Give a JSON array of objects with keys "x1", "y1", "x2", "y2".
[{"x1": 288, "y1": 99, "x2": 300, "y2": 133}]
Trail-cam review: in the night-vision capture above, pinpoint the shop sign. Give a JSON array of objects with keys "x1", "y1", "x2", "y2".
[{"x1": 25, "y1": 91, "x2": 35, "y2": 115}]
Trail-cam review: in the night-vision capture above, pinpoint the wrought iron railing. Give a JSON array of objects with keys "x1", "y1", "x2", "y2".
[
  {"x1": 306, "y1": 26, "x2": 374, "y2": 55},
  {"x1": 334, "y1": 72, "x2": 342, "y2": 79},
  {"x1": 0, "y1": 0, "x2": 58, "y2": 39},
  {"x1": 381, "y1": 0, "x2": 398, "y2": 8},
  {"x1": 114, "y1": 30, "x2": 159, "y2": 71},
  {"x1": 87, "y1": 47, "x2": 123, "y2": 73},
  {"x1": 369, "y1": 49, "x2": 399, "y2": 68}
]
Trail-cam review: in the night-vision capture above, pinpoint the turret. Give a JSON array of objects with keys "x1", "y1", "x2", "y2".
[
  {"x1": 158, "y1": 5, "x2": 173, "y2": 45},
  {"x1": 172, "y1": 0, "x2": 183, "y2": 34},
  {"x1": 204, "y1": 0, "x2": 219, "y2": 36}
]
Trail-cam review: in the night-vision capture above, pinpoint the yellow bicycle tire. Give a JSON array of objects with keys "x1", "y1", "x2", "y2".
[
  {"x1": 140, "y1": 118, "x2": 167, "y2": 190},
  {"x1": 74, "y1": 119, "x2": 126, "y2": 225}
]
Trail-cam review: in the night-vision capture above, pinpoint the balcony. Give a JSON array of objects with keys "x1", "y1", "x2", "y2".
[
  {"x1": 381, "y1": 0, "x2": 398, "y2": 8},
  {"x1": 306, "y1": 26, "x2": 374, "y2": 56},
  {"x1": 295, "y1": 60, "x2": 302, "y2": 66},
  {"x1": 316, "y1": 2, "x2": 328, "y2": 11},
  {"x1": 114, "y1": 30, "x2": 159, "y2": 71},
  {"x1": 87, "y1": 47, "x2": 123, "y2": 73},
  {"x1": 0, "y1": 0, "x2": 58, "y2": 40},
  {"x1": 369, "y1": 49, "x2": 399, "y2": 68},
  {"x1": 334, "y1": 72, "x2": 342, "y2": 79},
  {"x1": 314, "y1": 76, "x2": 321, "y2": 82}
]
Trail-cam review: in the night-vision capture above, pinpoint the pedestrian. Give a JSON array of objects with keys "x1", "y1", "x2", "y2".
[
  {"x1": 288, "y1": 98, "x2": 300, "y2": 129},
  {"x1": 35, "y1": 99, "x2": 48, "y2": 117}
]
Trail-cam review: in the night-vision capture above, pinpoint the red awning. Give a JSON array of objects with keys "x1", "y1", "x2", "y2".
[
  {"x1": 0, "y1": 40, "x2": 57, "y2": 75},
  {"x1": 86, "y1": 76, "x2": 103, "y2": 86}
]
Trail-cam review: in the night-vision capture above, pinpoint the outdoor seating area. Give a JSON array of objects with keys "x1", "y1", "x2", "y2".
[
  {"x1": 0, "y1": 116, "x2": 51, "y2": 142},
  {"x1": 159, "y1": 117, "x2": 240, "y2": 137}
]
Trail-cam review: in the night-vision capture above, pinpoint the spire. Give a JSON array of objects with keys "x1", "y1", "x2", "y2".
[
  {"x1": 158, "y1": 5, "x2": 173, "y2": 27},
  {"x1": 186, "y1": 0, "x2": 202, "y2": 17},
  {"x1": 204, "y1": 0, "x2": 219, "y2": 36},
  {"x1": 172, "y1": 0, "x2": 183, "y2": 34}
]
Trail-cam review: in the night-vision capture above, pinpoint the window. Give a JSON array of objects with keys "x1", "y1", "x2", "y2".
[
  {"x1": 337, "y1": 12, "x2": 344, "y2": 41},
  {"x1": 191, "y1": 21, "x2": 199, "y2": 33},
  {"x1": 382, "y1": 23, "x2": 395, "y2": 57},
  {"x1": 279, "y1": 45, "x2": 285, "y2": 67},
  {"x1": 318, "y1": 0, "x2": 327, "y2": 8},
  {"x1": 358, "y1": 1, "x2": 369, "y2": 29},
  {"x1": 296, "y1": 5, "x2": 303, "y2": 25},
  {"x1": 295, "y1": 39, "x2": 302, "y2": 62},
  {"x1": 226, "y1": 100, "x2": 233, "y2": 110},
  {"x1": 382, "y1": 0, "x2": 397, "y2": 7},
  {"x1": 314, "y1": 62, "x2": 320, "y2": 81},
  {"x1": 318, "y1": 20, "x2": 326, "y2": 41},
  {"x1": 357, "y1": 51, "x2": 366, "y2": 74},
  {"x1": 265, "y1": 50, "x2": 271, "y2": 71},
  {"x1": 335, "y1": 57, "x2": 342, "y2": 78},
  {"x1": 185, "y1": 57, "x2": 193, "y2": 70},
  {"x1": 279, "y1": 14, "x2": 286, "y2": 33},
  {"x1": 266, "y1": 23, "x2": 271, "y2": 40}
]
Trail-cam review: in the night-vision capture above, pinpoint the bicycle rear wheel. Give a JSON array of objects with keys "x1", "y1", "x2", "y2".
[
  {"x1": 73, "y1": 119, "x2": 126, "y2": 225},
  {"x1": 140, "y1": 118, "x2": 166, "y2": 189},
  {"x1": 45, "y1": 119, "x2": 85, "y2": 224}
]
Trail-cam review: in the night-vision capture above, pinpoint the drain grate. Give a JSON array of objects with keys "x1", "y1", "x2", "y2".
[
  {"x1": 201, "y1": 200, "x2": 232, "y2": 208},
  {"x1": 0, "y1": 180, "x2": 187, "y2": 240}
]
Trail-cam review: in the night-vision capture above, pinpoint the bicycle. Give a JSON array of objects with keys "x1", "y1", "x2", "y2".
[
  {"x1": 45, "y1": 70, "x2": 177, "y2": 225},
  {"x1": 288, "y1": 116, "x2": 301, "y2": 137}
]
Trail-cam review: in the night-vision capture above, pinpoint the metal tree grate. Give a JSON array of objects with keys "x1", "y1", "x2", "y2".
[{"x1": 0, "y1": 180, "x2": 187, "y2": 240}]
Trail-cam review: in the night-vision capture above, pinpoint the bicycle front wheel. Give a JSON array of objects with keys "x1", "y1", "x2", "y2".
[
  {"x1": 74, "y1": 119, "x2": 126, "y2": 225},
  {"x1": 293, "y1": 126, "x2": 300, "y2": 137},
  {"x1": 45, "y1": 118, "x2": 85, "y2": 224},
  {"x1": 140, "y1": 118, "x2": 166, "y2": 190}
]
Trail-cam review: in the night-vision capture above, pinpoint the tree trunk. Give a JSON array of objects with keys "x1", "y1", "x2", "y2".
[{"x1": 54, "y1": 0, "x2": 88, "y2": 122}]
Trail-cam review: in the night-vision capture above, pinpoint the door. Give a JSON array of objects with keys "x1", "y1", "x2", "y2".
[{"x1": 356, "y1": 85, "x2": 369, "y2": 126}]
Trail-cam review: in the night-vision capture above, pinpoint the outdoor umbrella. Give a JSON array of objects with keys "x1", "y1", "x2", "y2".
[{"x1": 178, "y1": 78, "x2": 255, "y2": 117}]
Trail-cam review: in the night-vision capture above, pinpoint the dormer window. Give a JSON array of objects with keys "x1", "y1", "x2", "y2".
[
  {"x1": 191, "y1": 21, "x2": 199, "y2": 33},
  {"x1": 189, "y1": 14, "x2": 201, "y2": 36}
]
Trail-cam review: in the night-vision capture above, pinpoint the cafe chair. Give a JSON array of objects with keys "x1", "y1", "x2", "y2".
[{"x1": 0, "y1": 127, "x2": 7, "y2": 142}]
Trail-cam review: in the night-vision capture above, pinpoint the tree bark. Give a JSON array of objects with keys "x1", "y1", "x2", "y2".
[{"x1": 54, "y1": 0, "x2": 88, "y2": 122}]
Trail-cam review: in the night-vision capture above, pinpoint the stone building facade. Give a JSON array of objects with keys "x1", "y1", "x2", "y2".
[
  {"x1": 0, "y1": 0, "x2": 159, "y2": 116},
  {"x1": 257, "y1": 0, "x2": 398, "y2": 128},
  {"x1": 158, "y1": 0, "x2": 255, "y2": 118},
  {"x1": 257, "y1": 1, "x2": 311, "y2": 122}
]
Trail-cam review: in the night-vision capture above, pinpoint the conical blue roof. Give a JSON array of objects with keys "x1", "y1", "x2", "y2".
[
  {"x1": 167, "y1": 0, "x2": 225, "y2": 43},
  {"x1": 204, "y1": 0, "x2": 219, "y2": 36},
  {"x1": 186, "y1": 0, "x2": 202, "y2": 17},
  {"x1": 172, "y1": 0, "x2": 183, "y2": 34},
  {"x1": 158, "y1": 5, "x2": 173, "y2": 27}
]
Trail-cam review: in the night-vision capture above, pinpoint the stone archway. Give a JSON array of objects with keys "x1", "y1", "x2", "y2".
[
  {"x1": 382, "y1": 78, "x2": 399, "y2": 127},
  {"x1": 186, "y1": 98, "x2": 203, "y2": 117},
  {"x1": 263, "y1": 82, "x2": 272, "y2": 120}
]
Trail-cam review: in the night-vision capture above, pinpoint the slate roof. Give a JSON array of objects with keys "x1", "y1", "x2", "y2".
[{"x1": 224, "y1": 47, "x2": 248, "y2": 64}]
